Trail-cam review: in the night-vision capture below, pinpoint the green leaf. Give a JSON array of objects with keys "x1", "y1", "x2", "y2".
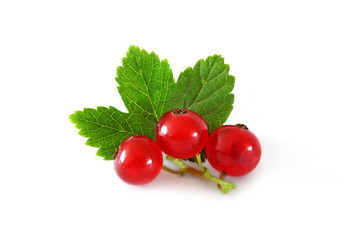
[
  {"x1": 116, "y1": 46, "x2": 176, "y2": 122},
  {"x1": 70, "y1": 46, "x2": 235, "y2": 161},
  {"x1": 168, "y1": 55, "x2": 235, "y2": 132},
  {"x1": 69, "y1": 107, "x2": 154, "y2": 160},
  {"x1": 70, "y1": 46, "x2": 175, "y2": 160}
]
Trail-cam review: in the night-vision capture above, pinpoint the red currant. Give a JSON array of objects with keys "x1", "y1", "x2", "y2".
[
  {"x1": 205, "y1": 124, "x2": 261, "y2": 176},
  {"x1": 156, "y1": 109, "x2": 208, "y2": 159},
  {"x1": 114, "y1": 136, "x2": 163, "y2": 185}
]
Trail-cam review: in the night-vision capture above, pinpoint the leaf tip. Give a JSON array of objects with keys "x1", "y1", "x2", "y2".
[
  {"x1": 69, "y1": 110, "x2": 82, "y2": 124},
  {"x1": 128, "y1": 45, "x2": 139, "y2": 52}
]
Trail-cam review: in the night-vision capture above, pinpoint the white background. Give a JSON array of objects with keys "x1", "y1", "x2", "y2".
[{"x1": 1, "y1": 0, "x2": 359, "y2": 239}]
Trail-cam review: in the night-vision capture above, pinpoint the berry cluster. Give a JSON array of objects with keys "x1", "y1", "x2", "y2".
[{"x1": 113, "y1": 109, "x2": 261, "y2": 193}]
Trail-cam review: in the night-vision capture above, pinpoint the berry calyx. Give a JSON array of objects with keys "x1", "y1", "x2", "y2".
[
  {"x1": 205, "y1": 124, "x2": 261, "y2": 176},
  {"x1": 156, "y1": 109, "x2": 208, "y2": 159},
  {"x1": 114, "y1": 136, "x2": 163, "y2": 185},
  {"x1": 173, "y1": 108, "x2": 188, "y2": 115},
  {"x1": 235, "y1": 123, "x2": 248, "y2": 130}
]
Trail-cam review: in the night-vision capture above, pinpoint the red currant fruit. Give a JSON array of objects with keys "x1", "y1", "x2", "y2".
[
  {"x1": 114, "y1": 136, "x2": 163, "y2": 185},
  {"x1": 205, "y1": 124, "x2": 261, "y2": 176},
  {"x1": 156, "y1": 109, "x2": 208, "y2": 159}
]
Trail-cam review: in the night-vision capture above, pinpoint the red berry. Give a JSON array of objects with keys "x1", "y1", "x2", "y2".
[
  {"x1": 114, "y1": 136, "x2": 163, "y2": 185},
  {"x1": 205, "y1": 124, "x2": 261, "y2": 176},
  {"x1": 156, "y1": 109, "x2": 208, "y2": 159}
]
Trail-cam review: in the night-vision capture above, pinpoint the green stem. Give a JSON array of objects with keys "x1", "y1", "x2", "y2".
[
  {"x1": 165, "y1": 156, "x2": 188, "y2": 169},
  {"x1": 195, "y1": 154, "x2": 235, "y2": 194},
  {"x1": 161, "y1": 166, "x2": 180, "y2": 175},
  {"x1": 164, "y1": 155, "x2": 236, "y2": 194},
  {"x1": 217, "y1": 172, "x2": 227, "y2": 191}
]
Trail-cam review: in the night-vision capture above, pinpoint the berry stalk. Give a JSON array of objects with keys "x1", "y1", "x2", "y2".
[
  {"x1": 163, "y1": 155, "x2": 235, "y2": 194},
  {"x1": 194, "y1": 154, "x2": 235, "y2": 194}
]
